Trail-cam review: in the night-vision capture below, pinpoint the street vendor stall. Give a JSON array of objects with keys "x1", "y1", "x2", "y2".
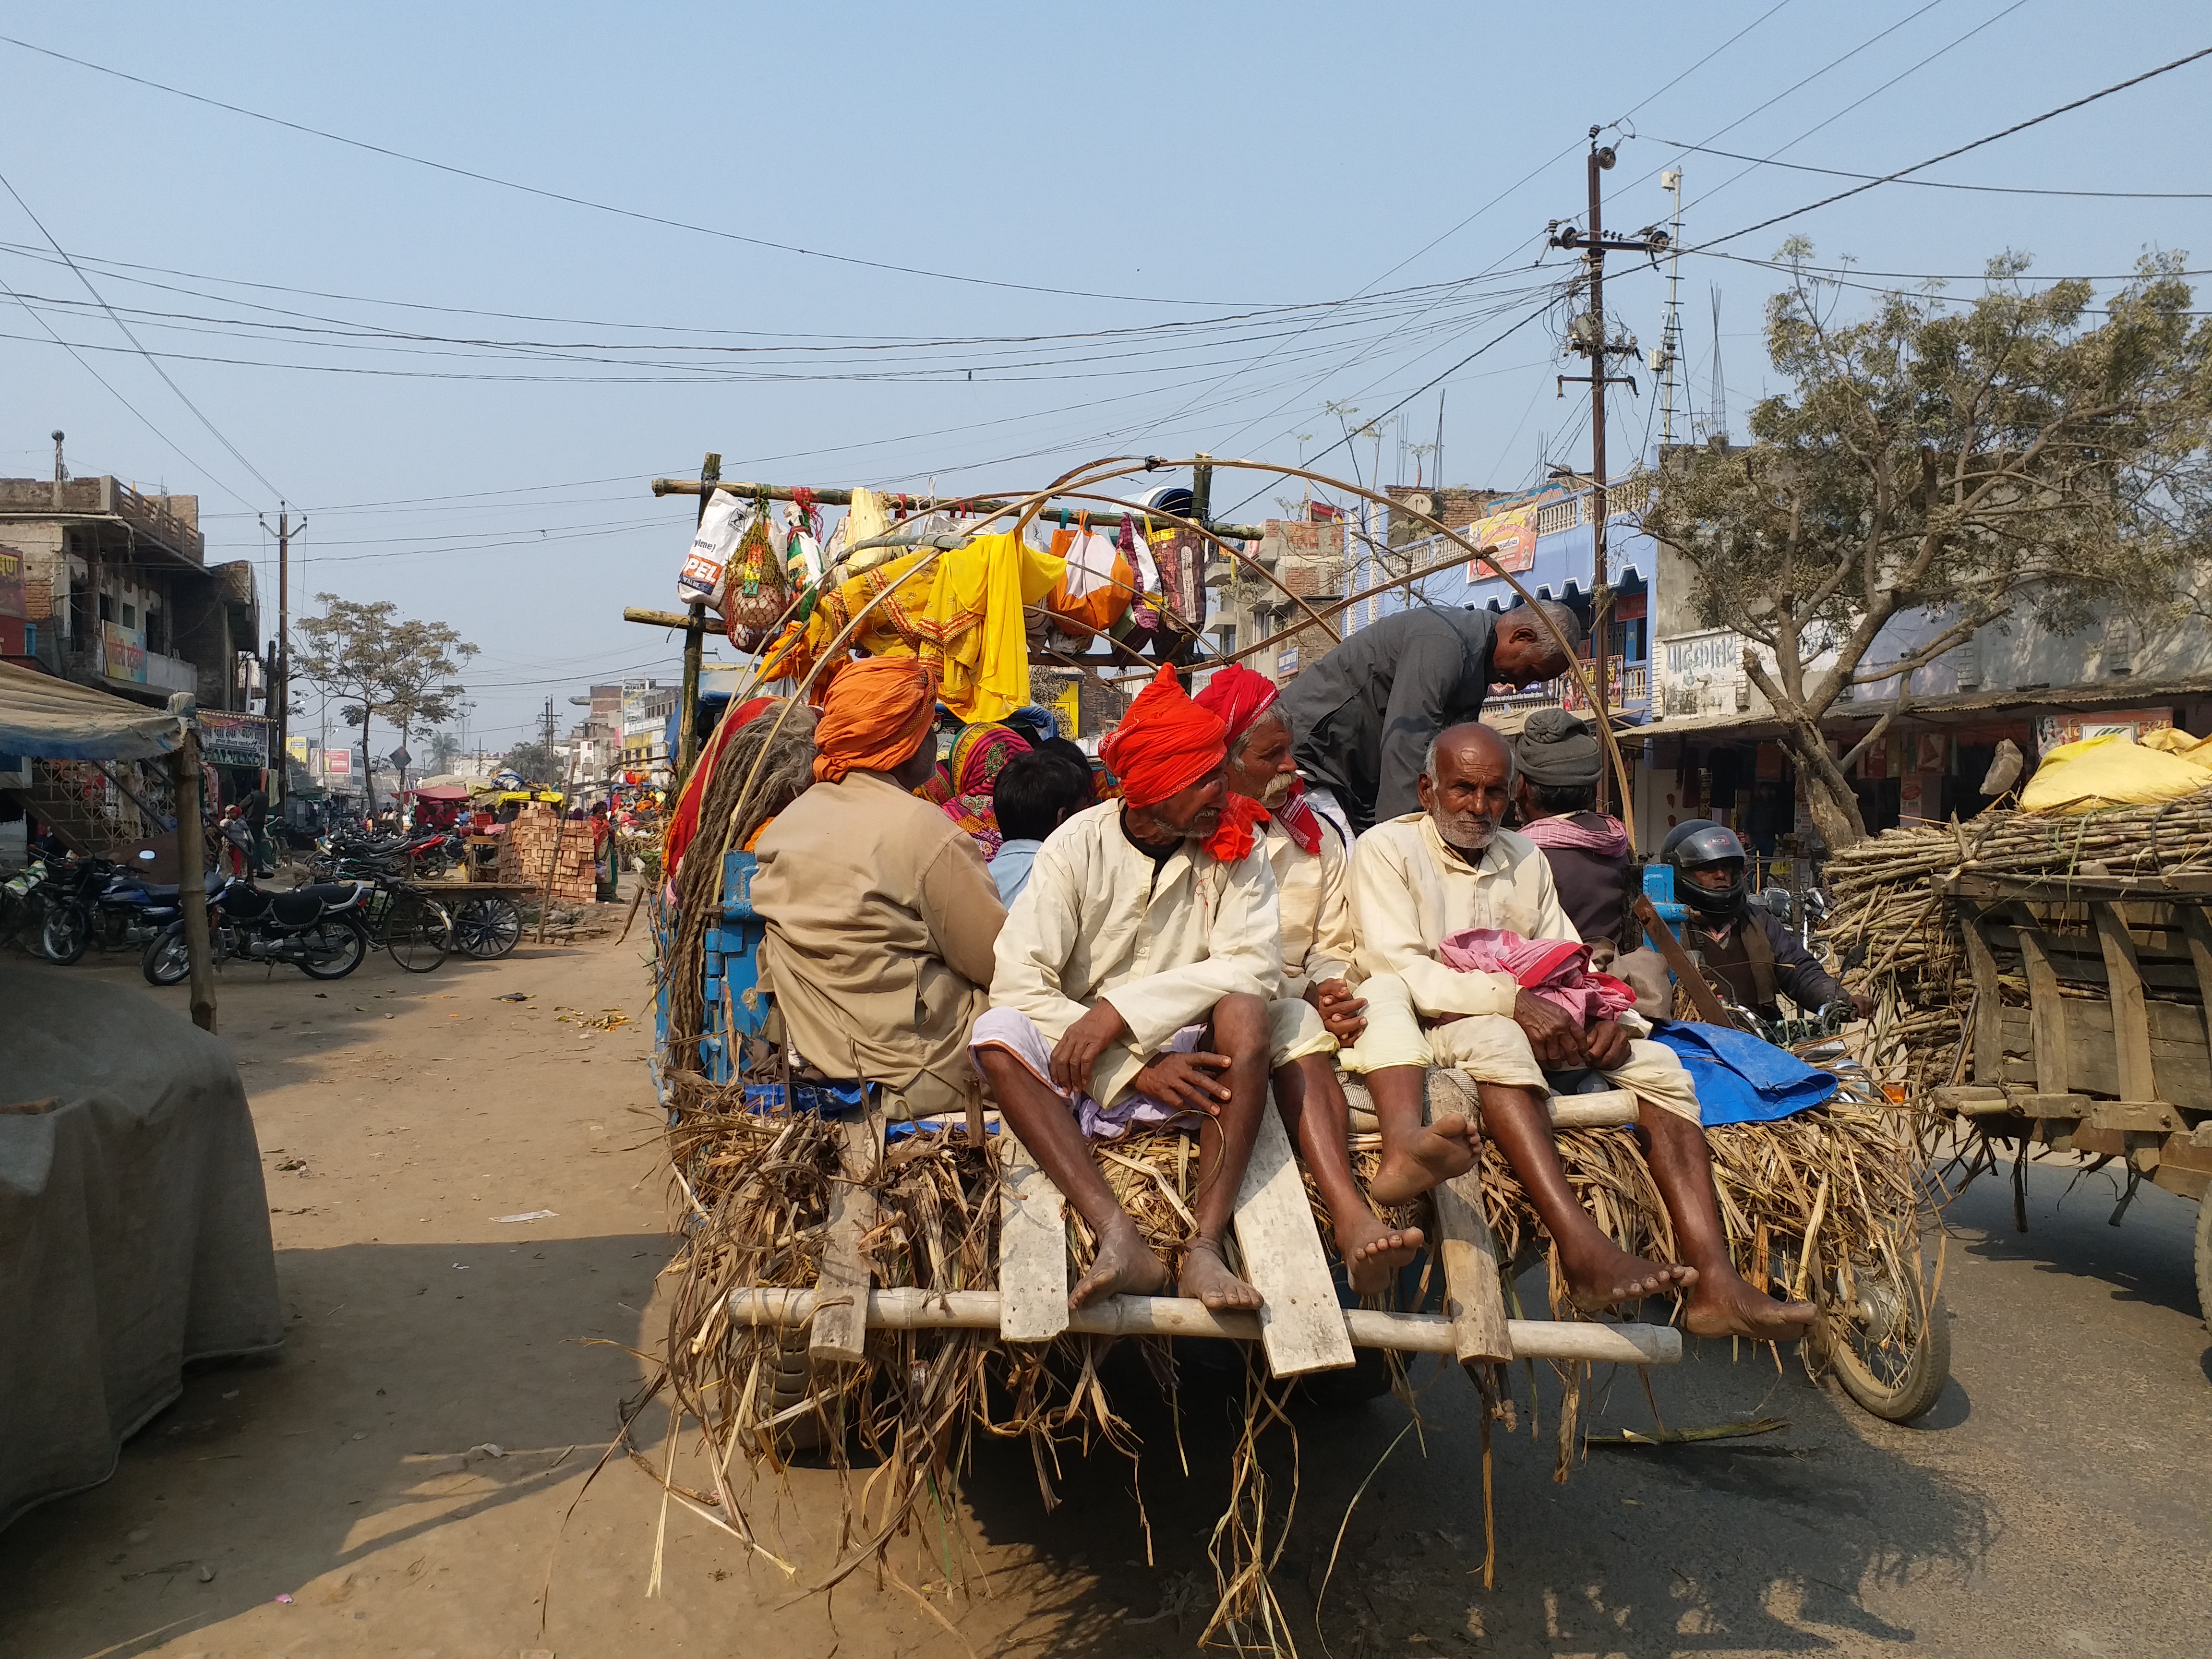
[{"x1": 626, "y1": 456, "x2": 1947, "y2": 1639}]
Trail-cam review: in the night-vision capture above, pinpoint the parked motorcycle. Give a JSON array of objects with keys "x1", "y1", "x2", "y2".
[
  {"x1": 39, "y1": 849, "x2": 183, "y2": 964},
  {"x1": 142, "y1": 877, "x2": 373, "y2": 986}
]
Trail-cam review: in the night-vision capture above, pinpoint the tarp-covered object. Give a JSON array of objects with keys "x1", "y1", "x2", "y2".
[
  {"x1": 0, "y1": 659, "x2": 181, "y2": 761},
  {"x1": 0, "y1": 965, "x2": 282, "y2": 1532}
]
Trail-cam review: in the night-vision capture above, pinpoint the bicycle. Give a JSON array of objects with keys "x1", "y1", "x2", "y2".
[{"x1": 356, "y1": 873, "x2": 454, "y2": 973}]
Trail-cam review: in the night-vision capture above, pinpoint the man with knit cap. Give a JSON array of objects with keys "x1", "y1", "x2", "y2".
[
  {"x1": 974, "y1": 665, "x2": 1378, "y2": 1312},
  {"x1": 1509, "y1": 709, "x2": 1669, "y2": 1011},
  {"x1": 751, "y1": 657, "x2": 1006, "y2": 1118},
  {"x1": 1198, "y1": 664, "x2": 1429, "y2": 1286}
]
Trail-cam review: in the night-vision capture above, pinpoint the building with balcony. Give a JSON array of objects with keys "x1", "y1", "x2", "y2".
[{"x1": 0, "y1": 473, "x2": 261, "y2": 713}]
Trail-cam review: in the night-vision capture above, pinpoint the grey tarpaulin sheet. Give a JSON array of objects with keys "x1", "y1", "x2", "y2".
[
  {"x1": 0, "y1": 964, "x2": 282, "y2": 1533},
  {"x1": 0, "y1": 659, "x2": 181, "y2": 761}
]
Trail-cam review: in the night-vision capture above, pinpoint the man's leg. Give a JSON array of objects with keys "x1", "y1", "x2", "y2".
[
  {"x1": 1635, "y1": 1099, "x2": 1818, "y2": 1342},
  {"x1": 1178, "y1": 991, "x2": 1271, "y2": 1310},
  {"x1": 1339, "y1": 974, "x2": 1476, "y2": 1204},
  {"x1": 1273, "y1": 1054, "x2": 1423, "y2": 1294},
  {"x1": 971, "y1": 1043, "x2": 1168, "y2": 1310}
]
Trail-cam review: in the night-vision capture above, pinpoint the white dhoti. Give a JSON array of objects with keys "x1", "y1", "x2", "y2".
[{"x1": 1339, "y1": 973, "x2": 1702, "y2": 1124}]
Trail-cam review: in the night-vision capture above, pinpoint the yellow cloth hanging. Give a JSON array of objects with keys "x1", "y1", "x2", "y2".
[{"x1": 752, "y1": 532, "x2": 1062, "y2": 723}]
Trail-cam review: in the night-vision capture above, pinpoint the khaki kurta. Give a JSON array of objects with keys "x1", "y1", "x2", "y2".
[
  {"x1": 1342, "y1": 813, "x2": 1698, "y2": 1120},
  {"x1": 988, "y1": 799, "x2": 1306, "y2": 1108},
  {"x1": 751, "y1": 770, "x2": 1005, "y2": 1112}
]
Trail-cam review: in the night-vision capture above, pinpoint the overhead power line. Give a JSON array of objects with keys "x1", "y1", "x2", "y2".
[
  {"x1": 1691, "y1": 43, "x2": 2212, "y2": 252},
  {"x1": 0, "y1": 32, "x2": 1264, "y2": 309},
  {"x1": 1647, "y1": 137, "x2": 2212, "y2": 198}
]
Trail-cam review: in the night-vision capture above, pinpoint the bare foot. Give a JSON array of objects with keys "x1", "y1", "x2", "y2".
[
  {"x1": 1684, "y1": 1269, "x2": 1817, "y2": 1342},
  {"x1": 1178, "y1": 1238, "x2": 1263, "y2": 1311},
  {"x1": 1335, "y1": 1210, "x2": 1425, "y2": 1295},
  {"x1": 1070, "y1": 1218, "x2": 1170, "y2": 1310},
  {"x1": 1558, "y1": 1236, "x2": 1696, "y2": 1312},
  {"x1": 1369, "y1": 1114, "x2": 1479, "y2": 1204}
]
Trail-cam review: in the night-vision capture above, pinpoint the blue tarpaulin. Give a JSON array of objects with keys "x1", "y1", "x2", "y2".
[{"x1": 1649, "y1": 1021, "x2": 1839, "y2": 1126}]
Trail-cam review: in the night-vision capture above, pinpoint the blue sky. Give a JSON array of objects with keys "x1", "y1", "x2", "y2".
[{"x1": 3, "y1": 1, "x2": 2206, "y2": 749}]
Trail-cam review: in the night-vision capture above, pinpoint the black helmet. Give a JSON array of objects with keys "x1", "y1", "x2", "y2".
[{"x1": 1661, "y1": 818, "x2": 1748, "y2": 916}]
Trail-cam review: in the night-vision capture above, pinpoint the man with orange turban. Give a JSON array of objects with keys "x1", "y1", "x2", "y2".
[
  {"x1": 971, "y1": 665, "x2": 1353, "y2": 1314},
  {"x1": 751, "y1": 658, "x2": 1007, "y2": 1118},
  {"x1": 1197, "y1": 664, "x2": 1434, "y2": 1286}
]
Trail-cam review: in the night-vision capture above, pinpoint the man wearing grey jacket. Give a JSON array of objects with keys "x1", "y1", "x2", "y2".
[{"x1": 1279, "y1": 601, "x2": 1578, "y2": 833}]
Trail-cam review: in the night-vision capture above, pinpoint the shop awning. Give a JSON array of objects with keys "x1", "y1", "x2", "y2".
[
  {"x1": 0, "y1": 660, "x2": 184, "y2": 762},
  {"x1": 404, "y1": 784, "x2": 471, "y2": 801}
]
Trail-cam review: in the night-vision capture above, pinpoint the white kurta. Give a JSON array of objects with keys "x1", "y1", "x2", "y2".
[
  {"x1": 988, "y1": 800, "x2": 1324, "y2": 1107},
  {"x1": 1343, "y1": 812, "x2": 1698, "y2": 1120},
  {"x1": 1266, "y1": 814, "x2": 1357, "y2": 999}
]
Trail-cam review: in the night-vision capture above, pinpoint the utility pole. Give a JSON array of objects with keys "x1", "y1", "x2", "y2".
[
  {"x1": 261, "y1": 505, "x2": 301, "y2": 812},
  {"x1": 1548, "y1": 130, "x2": 1667, "y2": 815}
]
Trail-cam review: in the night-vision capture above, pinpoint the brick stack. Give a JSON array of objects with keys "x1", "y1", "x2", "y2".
[{"x1": 494, "y1": 802, "x2": 597, "y2": 903}]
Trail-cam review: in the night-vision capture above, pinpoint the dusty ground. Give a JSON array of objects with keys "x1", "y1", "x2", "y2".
[{"x1": 1, "y1": 914, "x2": 2207, "y2": 1658}]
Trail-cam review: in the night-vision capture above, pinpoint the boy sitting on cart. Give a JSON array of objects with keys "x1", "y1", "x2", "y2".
[
  {"x1": 1344, "y1": 721, "x2": 1816, "y2": 1342},
  {"x1": 973, "y1": 666, "x2": 1423, "y2": 1313}
]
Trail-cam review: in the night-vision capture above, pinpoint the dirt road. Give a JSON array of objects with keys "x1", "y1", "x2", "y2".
[{"x1": 2, "y1": 925, "x2": 2207, "y2": 1657}]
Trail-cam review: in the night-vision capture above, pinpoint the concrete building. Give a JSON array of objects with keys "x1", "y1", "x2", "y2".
[{"x1": 0, "y1": 473, "x2": 261, "y2": 713}]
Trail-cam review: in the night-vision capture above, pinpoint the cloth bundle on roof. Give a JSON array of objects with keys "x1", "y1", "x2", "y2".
[
  {"x1": 1437, "y1": 926, "x2": 1636, "y2": 1022},
  {"x1": 1043, "y1": 522, "x2": 1134, "y2": 638},
  {"x1": 754, "y1": 531, "x2": 1063, "y2": 724}
]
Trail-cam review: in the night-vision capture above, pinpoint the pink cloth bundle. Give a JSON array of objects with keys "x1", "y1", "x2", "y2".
[
  {"x1": 1518, "y1": 813, "x2": 1631, "y2": 856},
  {"x1": 1436, "y1": 926, "x2": 1637, "y2": 1022}
]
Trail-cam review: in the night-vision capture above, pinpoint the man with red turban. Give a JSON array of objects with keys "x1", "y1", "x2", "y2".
[
  {"x1": 970, "y1": 666, "x2": 1333, "y2": 1313},
  {"x1": 751, "y1": 658, "x2": 1007, "y2": 1118},
  {"x1": 1200, "y1": 664, "x2": 1433, "y2": 1286}
]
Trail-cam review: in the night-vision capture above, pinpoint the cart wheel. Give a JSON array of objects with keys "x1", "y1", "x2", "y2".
[
  {"x1": 385, "y1": 892, "x2": 452, "y2": 973},
  {"x1": 452, "y1": 895, "x2": 523, "y2": 960},
  {"x1": 1816, "y1": 1260, "x2": 1952, "y2": 1424},
  {"x1": 2194, "y1": 1198, "x2": 2211, "y2": 1335}
]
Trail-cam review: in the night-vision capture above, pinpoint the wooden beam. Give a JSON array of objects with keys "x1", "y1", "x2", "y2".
[
  {"x1": 1959, "y1": 906, "x2": 2004, "y2": 1085},
  {"x1": 1231, "y1": 1101, "x2": 1358, "y2": 1377},
  {"x1": 1631, "y1": 894, "x2": 1731, "y2": 1024},
  {"x1": 808, "y1": 1112, "x2": 883, "y2": 1368},
  {"x1": 2091, "y1": 901, "x2": 2160, "y2": 1106},
  {"x1": 2178, "y1": 906, "x2": 2212, "y2": 1066},
  {"x1": 2013, "y1": 914, "x2": 2072, "y2": 1095},
  {"x1": 727, "y1": 1286, "x2": 1685, "y2": 1366},
  {"x1": 997, "y1": 1135, "x2": 1070, "y2": 1343},
  {"x1": 1430, "y1": 1166, "x2": 1514, "y2": 1364},
  {"x1": 624, "y1": 605, "x2": 728, "y2": 633},
  {"x1": 650, "y1": 476, "x2": 1265, "y2": 542},
  {"x1": 168, "y1": 727, "x2": 216, "y2": 1034}
]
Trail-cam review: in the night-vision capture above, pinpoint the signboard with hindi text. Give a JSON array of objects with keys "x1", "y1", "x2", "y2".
[{"x1": 103, "y1": 621, "x2": 147, "y2": 684}]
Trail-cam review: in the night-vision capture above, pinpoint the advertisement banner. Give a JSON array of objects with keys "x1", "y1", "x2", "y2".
[
  {"x1": 197, "y1": 711, "x2": 269, "y2": 768},
  {"x1": 287, "y1": 734, "x2": 310, "y2": 761},
  {"x1": 322, "y1": 746, "x2": 353, "y2": 778},
  {"x1": 1465, "y1": 503, "x2": 1537, "y2": 575},
  {"x1": 0, "y1": 547, "x2": 24, "y2": 619},
  {"x1": 1045, "y1": 678, "x2": 1080, "y2": 740},
  {"x1": 103, "y1": 621, "x2": 148, "y2": 684},
  {"x1": 2036, "y1": 709, "x2": 2173, "y2": 754}
]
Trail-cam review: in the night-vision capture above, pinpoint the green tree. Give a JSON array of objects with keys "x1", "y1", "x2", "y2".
[
  {"x1": 1645, "y1": 247, "x2": 2211, "y2": 849},
  {"x1": 427, "y1": 729, "x2": 463, "y2": 774},
  {"x1": 295, "y1": 595, "x2": 477, "y2": 813},
  {"x1": 504, "y1": 740, "x2": 558, "y2": 784}
]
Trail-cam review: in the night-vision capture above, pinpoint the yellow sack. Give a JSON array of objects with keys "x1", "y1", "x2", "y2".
[
  {"x1": 2019, "y1": 732, "x2": 2212, "y2": 815},
  {"x1": 2137, "y1": 727, "x2": 2212, "y2": 767}
]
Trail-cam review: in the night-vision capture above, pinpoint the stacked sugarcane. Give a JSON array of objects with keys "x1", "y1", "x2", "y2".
[{"x1": 1823, "y1": 784, "x2": 2212, "y2": 1094}]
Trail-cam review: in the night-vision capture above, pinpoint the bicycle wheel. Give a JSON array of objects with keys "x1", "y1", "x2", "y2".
[
  {"x1": 452, "y1": 894, "x2": 523, "y2": 960},
  {"x1": 297, "y1": 915, "x2": 370, "y2": 980},
  {"x1": 385, "y1": 891, "x2": 452, "y2": 972}
]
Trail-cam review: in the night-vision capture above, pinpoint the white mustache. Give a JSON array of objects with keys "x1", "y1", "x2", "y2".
[{"x1": 1259, "y1": 774, "x2": 1294, "y2": 807}]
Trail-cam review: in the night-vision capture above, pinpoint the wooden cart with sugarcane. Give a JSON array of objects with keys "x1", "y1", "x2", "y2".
[
  {"x1": 629, "y1": 455, "x2": 1949, "y2": 1635},
  {"x1": 1826, "y1": 795, "x2": 2212, "y2": 1334}
]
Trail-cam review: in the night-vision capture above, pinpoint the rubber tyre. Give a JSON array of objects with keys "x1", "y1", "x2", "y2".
[
  {"x1": 142, "y1": 923, "x2": 192, "y2": 986},
  {"x1": 297, "y1": 915, "x2": 371, "y2": 980},
  {"x1": 453, "y1": 895, "x2": 523, "y2": 960},
  {"x1": 2194, "y1": 1197, "x2": 2211, "y2": 1335},
  {"x1": 385, "y1": 892, "x2": 452, "y2": 973},
  {"x1": 41, "y1": 902, "x2": 90, "y2": 965},
  {"x1": 1823, "y1": 1286, "x2": 1952, "y2": 1424}
]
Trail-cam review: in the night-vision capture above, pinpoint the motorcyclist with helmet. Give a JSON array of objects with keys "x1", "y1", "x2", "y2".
[{"x1": 1660, "y1": 819, "x2": 1873, "y2": 1022}]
